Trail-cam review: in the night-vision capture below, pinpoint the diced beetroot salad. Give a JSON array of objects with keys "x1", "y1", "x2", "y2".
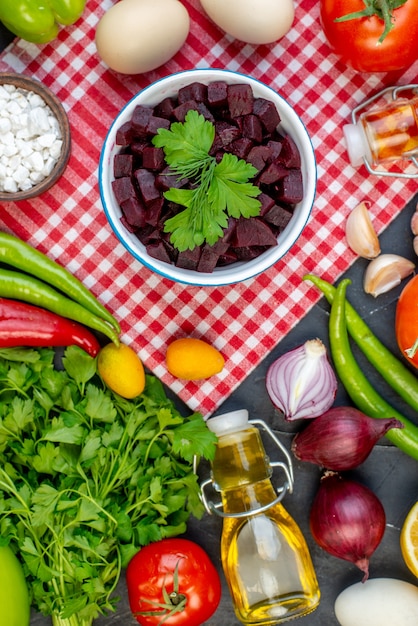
[{"x1": 112, "y1": 81, "x2": 303, "y2": 273}]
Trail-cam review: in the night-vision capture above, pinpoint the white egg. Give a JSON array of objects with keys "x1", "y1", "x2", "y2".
[
  {"x1": 199, "y1": 0, "x2": 295, "y2": 45},
  {"x1": 335, "y1": 578, "x2": 418, "y2": 626},
  {"x1": 95, "y1": 0, "x2": 190, "y2": 74}
]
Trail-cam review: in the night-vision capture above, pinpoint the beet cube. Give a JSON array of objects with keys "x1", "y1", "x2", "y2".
[
  {"x1": 196, "y1": 102, "x2": 215, "y2": 122},
  {"x1": 275, "y1": 169, "x2": 304, "y2": 204},
  {"x1": 226, "y1": 137, "x2": 254, "y2": 159},
  {"x1": 227, "y1": 84, "x2": 253, "y2": 118},
  {"x1": 234, "y1": 246, "x2": 267, "y2": 261},
  {"x1": 114, "y1": 153, "x2": 133, "y2": 179},
  {"x1": 112, "y1": 176, "x2": 136, "y2": 205},
  {"x1": 155, "y1": 167, "x2": 186, "y2": 191},
  {"x1": 145, "y1": 197, "x2": 164, "y2": 226},
  {"x1": 233, "y1": 218, "x2": 277, "y2": 247},
  {"x1": 258, "y1": 192, "x2": 276, "y2": 216},
  {"x1": 267, "y1": 139, "x2": 283, "y2": 160},
  {"x1": 207, "y1": 81, "x2": 228, "y2": 108},
  {"x1": 137, "y1": 225, "x2": 160, "y2": 245},
  {"x1": 175, "y1": 246, "x2": 201, "y2": 270},
  {"x1": 116, "y1": 121, "x2": 135, "y2": 146},
  {"x1": 178, "y1": 82, "x2": 207, "y2": 104},
  {"x1": 278, "y1": 134, "x2": 301, "y2": 168},
  {"x1": 172, "y1": 100, "x2": 200, "y2": 122},
  {"x1": 147, "y1": 116, "x2": 171, "y2": 136},
  {"x1": 142, "y1": 146, "x2": 165, "y2": 171},
  {"x1": 121, "y1": 196, "x2": 146, "y2": 228},
  {"x1": 147, "y1": 241, "x2": 172, "y2": 264},
  {"x1": 131, "y1": 105, "x2": 153, "y2": 136},
  {"x1": 154, "y1": 97, "x2": 176, "y2": 119},
  {"x1": 247, "y1": 145, "x2": 272, "y2": 171},
  {"x1": 130, "y1": 140, "x2": 148, "y2": 158},
  {"x1": 258, "y1": 162, "x2": 289, "y2": 184},
  {"x1": 120, "y1": 216, "x2": 136, "y2": 233},
  {"x1": 134, "y1": 168, "x2": 161, "y2": 205},
  {"x1": 241, "y1": 114, "x2": 263, "y2": 143},
  {"x1": 217, "y1": 249, "x2": 238, "y2": 266},
  {"x1": 197, "y1": 240, "x2": 230, "y2": 273},
  {"x1": 253, "y1": 98, "x2": 281, "y2": 133},
  {"x1": 215, "y1": 121, "x2": 241, "y2": 147},
  {"x1": 263, "y1": 204, "x2": 293, "y2": 230}
]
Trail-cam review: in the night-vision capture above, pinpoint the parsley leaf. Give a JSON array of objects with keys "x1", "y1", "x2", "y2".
[
  {"x1": 0, "y1": 346, "x2": 217, "y2": 625},
  {"x1": 153, "y1": 110, "x2": 262, "y2": 251}
]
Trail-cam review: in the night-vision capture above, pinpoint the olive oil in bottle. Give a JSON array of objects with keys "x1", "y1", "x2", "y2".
[
  {"x1": 344, "y1": 95, "x2": 418, "y2": 167},
  {"x1": 204, "y1": 409, "x2": 320, "y2": 625}
]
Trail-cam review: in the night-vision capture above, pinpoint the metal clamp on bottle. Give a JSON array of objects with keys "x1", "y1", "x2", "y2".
[
  {"x1": 200, "y1": 414, "x2": 294, "y2": 519},
  {"x1": 343, "y1": 83, "x2": 418, "y2": 179}
]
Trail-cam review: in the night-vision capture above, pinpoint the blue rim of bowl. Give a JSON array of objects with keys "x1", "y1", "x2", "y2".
[{"x1": 99, "y1": 68, "x2": 316, "y2": 286}]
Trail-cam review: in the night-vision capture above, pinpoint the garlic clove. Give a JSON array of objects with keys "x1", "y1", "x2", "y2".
[
  {"x1": 410, "y1": 210, "x2": 418, "y2": 237},
  {"x1": 346, "y1": 201, "x2": 381, "y2": 259},
  {"x1": 364, "y1": 254, "x2": 415, "y2": 297},
  {"x1": 413, "y1": 236, "x2": 418, "y2": 257}
]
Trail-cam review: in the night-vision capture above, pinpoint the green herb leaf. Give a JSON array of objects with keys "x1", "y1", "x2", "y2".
[
  {"x1": 153, "y1": 109, "x2": 214, "y2": 164},
  {"x1": 0, "y1": 345, "x2": 216, "y2": 624},
  {"x1": 153, "y1": 110, "x2": 262, "y2": 251}
]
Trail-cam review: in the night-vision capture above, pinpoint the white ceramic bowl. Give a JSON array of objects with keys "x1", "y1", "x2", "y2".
[{"x1": 99, "y1": 69, "x2": 316, "y2": 286}]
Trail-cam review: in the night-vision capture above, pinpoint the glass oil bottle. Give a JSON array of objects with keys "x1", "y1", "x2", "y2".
[
  {"x1": 343, "y1": 83, "x2": 418, "y2": 178},
  {"x1": 200, "y1": 409, "x2": 320, "y2": 625}
]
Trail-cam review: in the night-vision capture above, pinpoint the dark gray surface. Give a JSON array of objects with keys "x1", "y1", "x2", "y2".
[
  {"x1": 0, "y1": 22, "x2": 14, "y2": 49},
  {"x1": 2, "y1": 18, "x2": 417, "y2": 626}
]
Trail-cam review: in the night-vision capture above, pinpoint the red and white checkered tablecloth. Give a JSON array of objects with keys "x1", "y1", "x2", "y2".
[{"x1": 0, "y1": 0, "x2": 417, "y2": 417}]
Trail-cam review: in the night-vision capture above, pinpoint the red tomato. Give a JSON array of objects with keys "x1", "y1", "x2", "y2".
[
  {"x1": 395, "y1": 274, "x2": 418, "y2": 370},
  {"x1": 126, "y1": 538, "x2": 222, "y2": 626},
  {"x1": 320, "y1": 0, "x2": 418, "y2": 72}
]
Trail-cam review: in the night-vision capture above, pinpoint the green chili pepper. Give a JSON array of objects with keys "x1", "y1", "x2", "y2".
[
  {"x1": 329, "y1": 278, "x2": 418, "y2": 461},
  {"x1": 303, "y1": 273, "x2": 418, "y2": 413},
  {"x1": 0, "y1": 267, "x2": 119, "y2": 346},
  {"x1": 0, "y1": 232, "x2": 120, "y2": 334},
  {"x1": 0, "y1": 0, "x2": 86, "y2": 44}
]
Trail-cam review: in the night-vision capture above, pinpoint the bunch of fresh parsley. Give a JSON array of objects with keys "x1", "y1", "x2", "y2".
[
  {"x1": 0, "y1": 346, "x2": 216, "y2": 626},
  {"x1": 152, "y1": 110, "x2": 262, "y2": 251}
]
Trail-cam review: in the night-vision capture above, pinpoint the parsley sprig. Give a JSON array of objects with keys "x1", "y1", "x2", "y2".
[
  {"x1": 0, "y1": 346, "x2": 217, "y2": 626},
  {"x1": 152, "y1": 110, "x2": 262, "y2": 251}
]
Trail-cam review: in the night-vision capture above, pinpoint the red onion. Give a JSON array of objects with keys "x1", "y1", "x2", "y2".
[
  {"x1": 266, "y1": 338, "x2": 337, "y2": 421},
  {"x1": 309, "y1": 471, "x2": 386, "y2": 582},
  {"x1": 292, "y1": 406, "x2": 404, "y2": 470}
]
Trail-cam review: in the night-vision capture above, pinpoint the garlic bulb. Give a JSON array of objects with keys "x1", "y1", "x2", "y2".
[
  {"x1": 364, "y1": 254, "x2": 415, "y2": 297},
  {"x1": 346, "y1": 202, "x2": 380, "y2": 259}
]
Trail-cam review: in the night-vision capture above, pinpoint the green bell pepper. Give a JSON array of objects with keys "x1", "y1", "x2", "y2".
[
  {"x1": 0, "y1": 0, "x2": 86, "y2": 44},
  {"x1": 0, "y1": 544, "x2": 30, "y2": 626}
]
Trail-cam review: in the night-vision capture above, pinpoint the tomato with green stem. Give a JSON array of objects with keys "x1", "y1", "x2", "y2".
[
  {"x1": 319, "y1": 0, "x2": 418, "y2": 72},
  {"x1": 126, "y1": 538, "x2": 222, "y2": 626},
  {"x1": 396, "y1": 274, "x2": 418, "y2": 370}
]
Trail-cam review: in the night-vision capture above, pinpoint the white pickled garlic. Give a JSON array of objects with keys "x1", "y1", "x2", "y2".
[{"x1": 0, "y1": 83, "x2": 62, "y2": 193}]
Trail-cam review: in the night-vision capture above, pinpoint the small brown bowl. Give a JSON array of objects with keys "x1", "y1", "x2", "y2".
[{"x1": 0, "y1": 73, "x2": 71, "y2": 202}]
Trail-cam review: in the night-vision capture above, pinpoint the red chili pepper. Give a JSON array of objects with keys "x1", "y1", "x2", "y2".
[{"x1": 0, "y1": 298, "x2": 100, "y2": 357}]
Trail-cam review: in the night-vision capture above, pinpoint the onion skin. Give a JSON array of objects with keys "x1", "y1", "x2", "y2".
[
  {"x1": 292, "y1": 407, "x2": 404, "y2": 470},
  {"x1": 309, "y1": 472, "x2": 386, "y2": 582}
]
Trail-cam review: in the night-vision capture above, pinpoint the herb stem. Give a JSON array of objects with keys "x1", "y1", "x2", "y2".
[{"x1": 52, "y1": 614, "x2": 94, "y2": 626}]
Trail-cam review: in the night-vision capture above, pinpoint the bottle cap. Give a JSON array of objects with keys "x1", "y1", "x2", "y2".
[
  {"x1": 343, "y1": 123, "x2": 372, "y2": 167},
  {"x1": 207, "y1": 409, "x2": 249, "y2": 437}
]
